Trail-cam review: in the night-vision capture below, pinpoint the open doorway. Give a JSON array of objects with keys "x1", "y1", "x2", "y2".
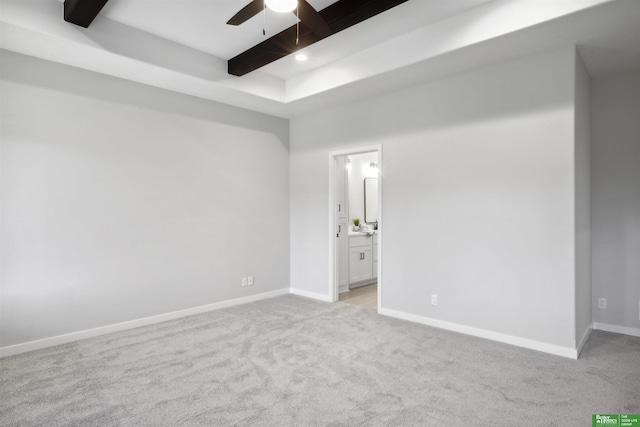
[{"x1": 329, "y1": 146, "x2": 382, "y2": 311}]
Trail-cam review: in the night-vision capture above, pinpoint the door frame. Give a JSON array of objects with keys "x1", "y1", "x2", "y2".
[{"x1": 328, "y1": 144, "x2": 383, "y2": 311}]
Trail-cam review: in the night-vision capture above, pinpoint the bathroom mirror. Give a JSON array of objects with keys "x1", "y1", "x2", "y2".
[{"x1": 364, "y1": 178, "x2": 378, "y2": 223}]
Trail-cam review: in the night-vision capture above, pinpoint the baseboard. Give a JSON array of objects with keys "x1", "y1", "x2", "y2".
[
  {"x1": 593, "y1": 322, "x2": 640, "y2": 337},
  {"x1": 349, "y1": 280, "x2": 376, "y2": 290},
  {"x1": 576, "y1": 325, "x2": 592, "y2": 357},
  {"x1": 289, "y1": 288, "x2": 333, "y2": 302},
  {"x1": 0, "y1": 288, "x2": 290, "y2": 359},
  {"x1": 380, "y1": 308, "x2": 578, "y2": 359}
]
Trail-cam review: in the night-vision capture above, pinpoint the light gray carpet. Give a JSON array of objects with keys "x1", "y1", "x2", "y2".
[{"x1": 1, "y1": 295, "x2": 639, "y2": 426}]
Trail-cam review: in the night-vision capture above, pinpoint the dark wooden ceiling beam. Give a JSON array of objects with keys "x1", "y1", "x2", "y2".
[
  {"x1": 64, "y1": 0, "x2": 110, "y2": 28},
  {"x1": 228, "y1": 0, "x2": 409, "y2": 76}
]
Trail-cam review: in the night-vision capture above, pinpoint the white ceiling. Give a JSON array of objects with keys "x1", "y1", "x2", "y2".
[
  {"x1": 97, "y1": 0, "x2": 492, "y2": 80},
  {"x1": 100, "y1": 0, "x2": 340, "y2": 60},
  {"x1": 1, "y1": 0, "x2": 639, "y2": 118}
]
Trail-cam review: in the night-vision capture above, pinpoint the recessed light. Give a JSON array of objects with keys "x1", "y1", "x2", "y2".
[{"x1": 295, "y1": 53, "x2": 308, "y2": 62}]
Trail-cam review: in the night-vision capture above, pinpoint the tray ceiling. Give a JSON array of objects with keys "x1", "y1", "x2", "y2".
[{"x1": 1, "y1": 0, "x2": 639, "y2": 118}]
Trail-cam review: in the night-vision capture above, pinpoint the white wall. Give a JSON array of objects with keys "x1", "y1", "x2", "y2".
[
  {"x1": 574, "y1": 51, "x2": 592, "y2": 346},
  {"x1": 0, "y1": 51, "x2": 290, "y2": 348},
  {"x1": 291, "y1": 47, "x2": 580, "y2": 350},
  {"x1": 347, "y1": 152, "x2": 378, "y2": 225},
  {"x1": 591, "y1": 70, "x2": 640, "y2": 331}
]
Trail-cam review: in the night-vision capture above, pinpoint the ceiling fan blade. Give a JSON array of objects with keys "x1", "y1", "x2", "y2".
[
  {"x1": 227, "y1": 0, "x2": 264, "y2": 26},
  {"x1": 296, "y1": 0, "x2": 331, "y2": 38}
]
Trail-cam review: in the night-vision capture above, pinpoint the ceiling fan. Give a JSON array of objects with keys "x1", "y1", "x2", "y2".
[{"x1": 226, "y1": 0, "x2": 332, "y2": 38}]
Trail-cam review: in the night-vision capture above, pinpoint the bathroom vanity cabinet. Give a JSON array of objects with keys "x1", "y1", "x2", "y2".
[{"x1": 348, "y1": 234, "x2": 378, "y2": 287}]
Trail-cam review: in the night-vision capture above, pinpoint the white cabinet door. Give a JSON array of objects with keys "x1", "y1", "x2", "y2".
[
  {"x1": 349, "y1": 247, "x2": 364, "y2": 283},
  {"x1": 336, "y1": 157, "x2": 347, "y2": 220},
  {"x1": 372, "y1": 244, "x2": 378, "y2": 279},
  {"x1": 360, "y1": 247, "x2": 373, "y2": 282},
  {"x1": 338, "y1": 221, "x2": 349, "y2": 290},
  {"x1": 349, "y1": 246, "x2": 373, "y2": 284}
]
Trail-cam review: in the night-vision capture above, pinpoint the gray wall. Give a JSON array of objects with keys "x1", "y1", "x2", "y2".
[
  {"x1": 0, "y1": 51, "x2": 290, "y2": 348},
  {"x1": 591, "y1": 70, "x2": 640, "y2": 330},
  {"x1": 290, "y1": 47, "x2": 580, "y2": 349},
  {"x1": 574, "y1": 51, "x2": 592, "y2": 344},
  {"x1": 5, "y1": 45, "x2": 634, "y2": 353}
]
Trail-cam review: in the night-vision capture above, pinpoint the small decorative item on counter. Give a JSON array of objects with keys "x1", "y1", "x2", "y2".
[{"x1": 352, "y1": 218, "x2": 360, "y2": 231}]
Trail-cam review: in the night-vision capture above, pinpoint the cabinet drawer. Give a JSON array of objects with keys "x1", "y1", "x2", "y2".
[
  {"x1": 350, "y1": 235, "x2": 372, "y2": 247},
  {"x1": 372, "y1": 245, "x2": 378, "y2": 262}
]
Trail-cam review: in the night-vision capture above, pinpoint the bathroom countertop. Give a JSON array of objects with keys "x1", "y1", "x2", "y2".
[{"x1": 348, "y1": 230, "x2": 377, "y2": 237}]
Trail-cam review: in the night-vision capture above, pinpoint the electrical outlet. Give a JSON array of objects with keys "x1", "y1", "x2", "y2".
[
  {"x1": 242, "y1": 277, "x2": 248, "y2": 287},
  {"x1": 248, "y1": 276, "x2": 254, "y2": 286},
  {"x1": 431, "y1": 294, "x2": 438, "y2": 306},
  {"x1": 598, "y1": 298, "x2": 606, "y2": 309}
]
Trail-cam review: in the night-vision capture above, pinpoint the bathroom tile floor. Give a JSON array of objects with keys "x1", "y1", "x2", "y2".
[{"x1": 339, "y1": 283, "x2": 377, "y2": 310}]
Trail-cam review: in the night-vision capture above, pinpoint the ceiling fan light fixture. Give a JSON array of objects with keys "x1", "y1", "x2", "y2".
[{"x1": 265, "y1": 0, "x2": 297, "y2": 13}]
